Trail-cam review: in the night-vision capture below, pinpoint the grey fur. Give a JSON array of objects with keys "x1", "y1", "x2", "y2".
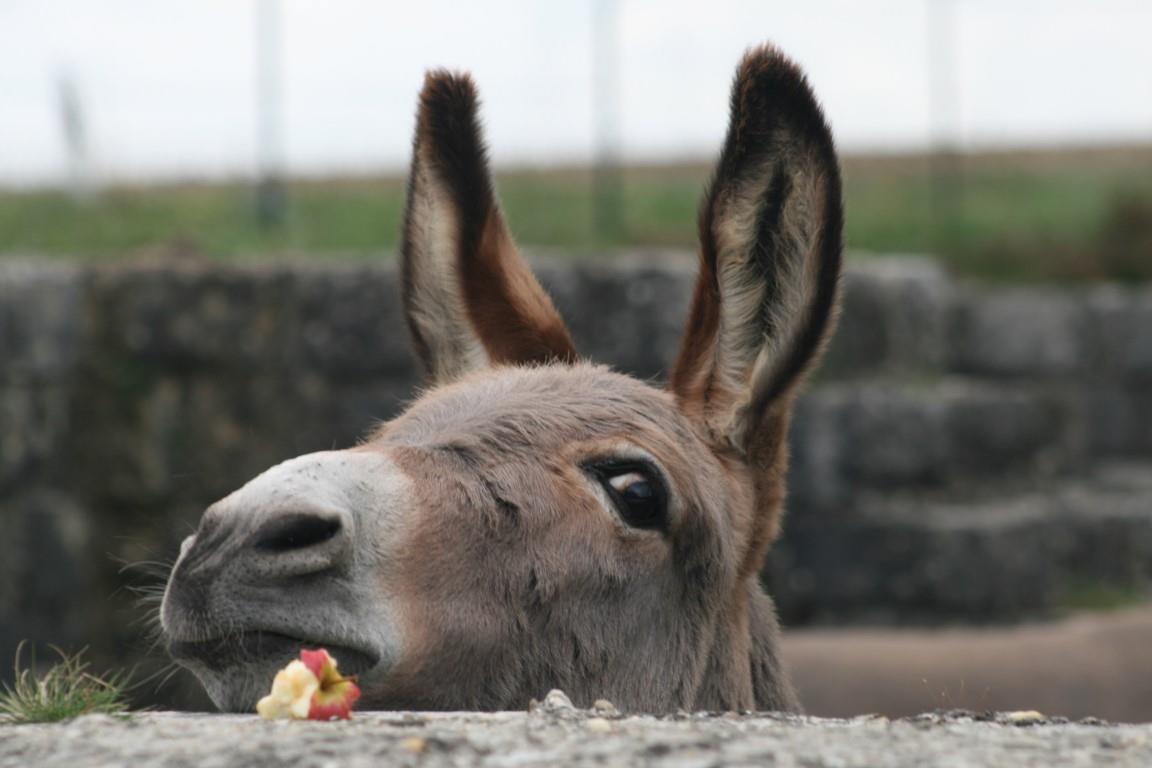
[{"x1": 161, "y1": 45, "x2": 838, "y2": 715}]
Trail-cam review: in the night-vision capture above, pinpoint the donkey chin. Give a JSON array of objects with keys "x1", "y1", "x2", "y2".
[{"x1": 162, "y1": 41, "x2": 844, "y2": 714}]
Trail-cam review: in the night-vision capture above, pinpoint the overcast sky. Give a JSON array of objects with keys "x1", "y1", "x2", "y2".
[{"x1": 1, "y1": 0, "x2": 1150, "y2": 185}]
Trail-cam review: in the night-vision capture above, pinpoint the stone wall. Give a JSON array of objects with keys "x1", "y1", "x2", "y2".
[{"x1": 1, "y1": 254, "x2": 1151, "y2": 707}]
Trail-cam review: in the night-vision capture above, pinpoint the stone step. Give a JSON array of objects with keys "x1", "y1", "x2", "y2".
[
  {"x1": 766, "y1": 462, "x2": 1152, "y2": 625},
  {"x1": 788, "y1": 377, "x2": 1085, "y2": 512},
  {"x1": 948, "y1": 282, "x2": 1152, "y2": 380}
]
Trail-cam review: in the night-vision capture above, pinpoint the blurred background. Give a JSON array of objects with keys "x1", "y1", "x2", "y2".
[
  {"x1": 1, "y1": 0, "x2": 1151, "y2": 720},
  {"x1": 3, "y1": 0, "x2": 1151, "y2": 277}
]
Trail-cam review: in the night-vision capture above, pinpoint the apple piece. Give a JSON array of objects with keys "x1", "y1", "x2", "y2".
[
  {"x1": 256, "y1": 660, "x2": 320, "y2": 720},
  {"x1": 256, "y1": 648, "x2": 361, "y2": 721}
]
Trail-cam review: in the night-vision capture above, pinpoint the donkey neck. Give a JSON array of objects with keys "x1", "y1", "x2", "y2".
[{"x1": 694, "y1": 579, "x2": 799, "y2": 713}]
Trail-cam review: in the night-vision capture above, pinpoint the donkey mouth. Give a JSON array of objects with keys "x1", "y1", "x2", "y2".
[
  {"x1": 169, "y1": 630, "x2": 379, "y2": 677},
  {"x1": 168, "y1": 629, "x2": 383, "y2": 712}
]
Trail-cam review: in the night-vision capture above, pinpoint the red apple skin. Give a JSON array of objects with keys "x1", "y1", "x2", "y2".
[
  {"x1": 308, "y1": 683, "x2": 361, "y2": 721},
  {"x1": 298, "y1": 648, "x2": 361, "y2": 720},
  {"x1": 299, "y1": 649, "x2": 331, "y2": 679}
]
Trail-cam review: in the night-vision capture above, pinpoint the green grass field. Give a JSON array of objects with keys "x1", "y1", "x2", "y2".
[{"x1": 1, "y1": 146, "x2": 1150, "y2": 282}]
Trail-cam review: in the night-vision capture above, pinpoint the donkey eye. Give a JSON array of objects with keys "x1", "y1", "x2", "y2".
[{"x1": 589, "y1": 462, "x2": 667, "y2": 531}]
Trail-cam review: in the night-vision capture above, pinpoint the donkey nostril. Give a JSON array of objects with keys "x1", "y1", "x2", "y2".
[{"x1": 254, "y1": 513, "x2": 343, "y2": 553}]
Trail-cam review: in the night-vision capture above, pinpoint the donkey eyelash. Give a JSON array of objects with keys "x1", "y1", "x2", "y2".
[{"x1": 582, "y1": 457, "x2": 663, "y2": 481}]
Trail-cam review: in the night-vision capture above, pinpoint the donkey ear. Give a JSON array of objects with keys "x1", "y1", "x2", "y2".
[
  {"x1": 401, "y1": 71, "x2": 577, "y2": 385},
  {"x1": 671, "y1": 46, "x2": 843, "y2": 454}
]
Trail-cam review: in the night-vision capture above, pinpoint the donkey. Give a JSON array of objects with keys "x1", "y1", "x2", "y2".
[{"x1": 161, "y1": 44, "x2": 842, "y2": 714}]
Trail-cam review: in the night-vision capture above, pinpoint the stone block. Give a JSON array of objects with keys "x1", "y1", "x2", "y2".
[
  {"x1": 0, "y1": 383, "x2": 70, "y2": 492},
  {"x1": 1052, "y1": 463, "x2": 1152, "y2": 588},
  {"x1": 88, "y1": 264, "x2": 299, "y2": 368},
  {"x1": 768, "y1": 494, "x2": 1060, "y2": 624},
  {"x1": 293, "y1": 266, "x2": 412, "y2": 376},
  {"x1": 541, "y1": 262, "x2": 694, "y2": 380},
  {"x1": 839, "y1": 385, "x2": 951, "y2": 489},
  {"x1": 0, "y1": 262, "x2": 82, "y2": 381},
  {"x1": 821, "y1": 257, "x2": 951, "y2": 379},
  {"x1": 948, "y1": 288, "x2": 1086, "y2": 377},
  {"x1": 791, "y1": 379, "x2": 1079, "y2": 510},
  {"x1": 1082, "y1": 381, "x2": 1152, "y2": 458},
  {"x1": 788, "y1": 390, "x2": 852, "y2": 513},
  {"x1": 943, "y1": 381, "x2": 1081, "y2": 481},
  {"x1": 1084, "y1": 285, "x2": 1152, "y2": 378},
  {"x1": 770, "y1": 461, "x2": 1152, "y2": 626}
]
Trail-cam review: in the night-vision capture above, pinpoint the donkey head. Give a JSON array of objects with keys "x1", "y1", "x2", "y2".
[{"x1": 161, "y1": 45, "x2": 842, "y2": 713}]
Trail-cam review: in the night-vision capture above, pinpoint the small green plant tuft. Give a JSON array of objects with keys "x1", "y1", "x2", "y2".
[{"x1": 0, "y1": 643, "x2": 130, "y2": 724}]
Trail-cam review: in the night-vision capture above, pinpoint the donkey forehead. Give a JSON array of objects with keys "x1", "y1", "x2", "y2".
[{"x1": 375, "y1": 364, "x2": 704, "y2": 457}]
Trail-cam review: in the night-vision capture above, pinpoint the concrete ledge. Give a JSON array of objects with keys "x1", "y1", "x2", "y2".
[{"x1": 2, "y1": 708, "x2": 1149, "y2": 768}]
